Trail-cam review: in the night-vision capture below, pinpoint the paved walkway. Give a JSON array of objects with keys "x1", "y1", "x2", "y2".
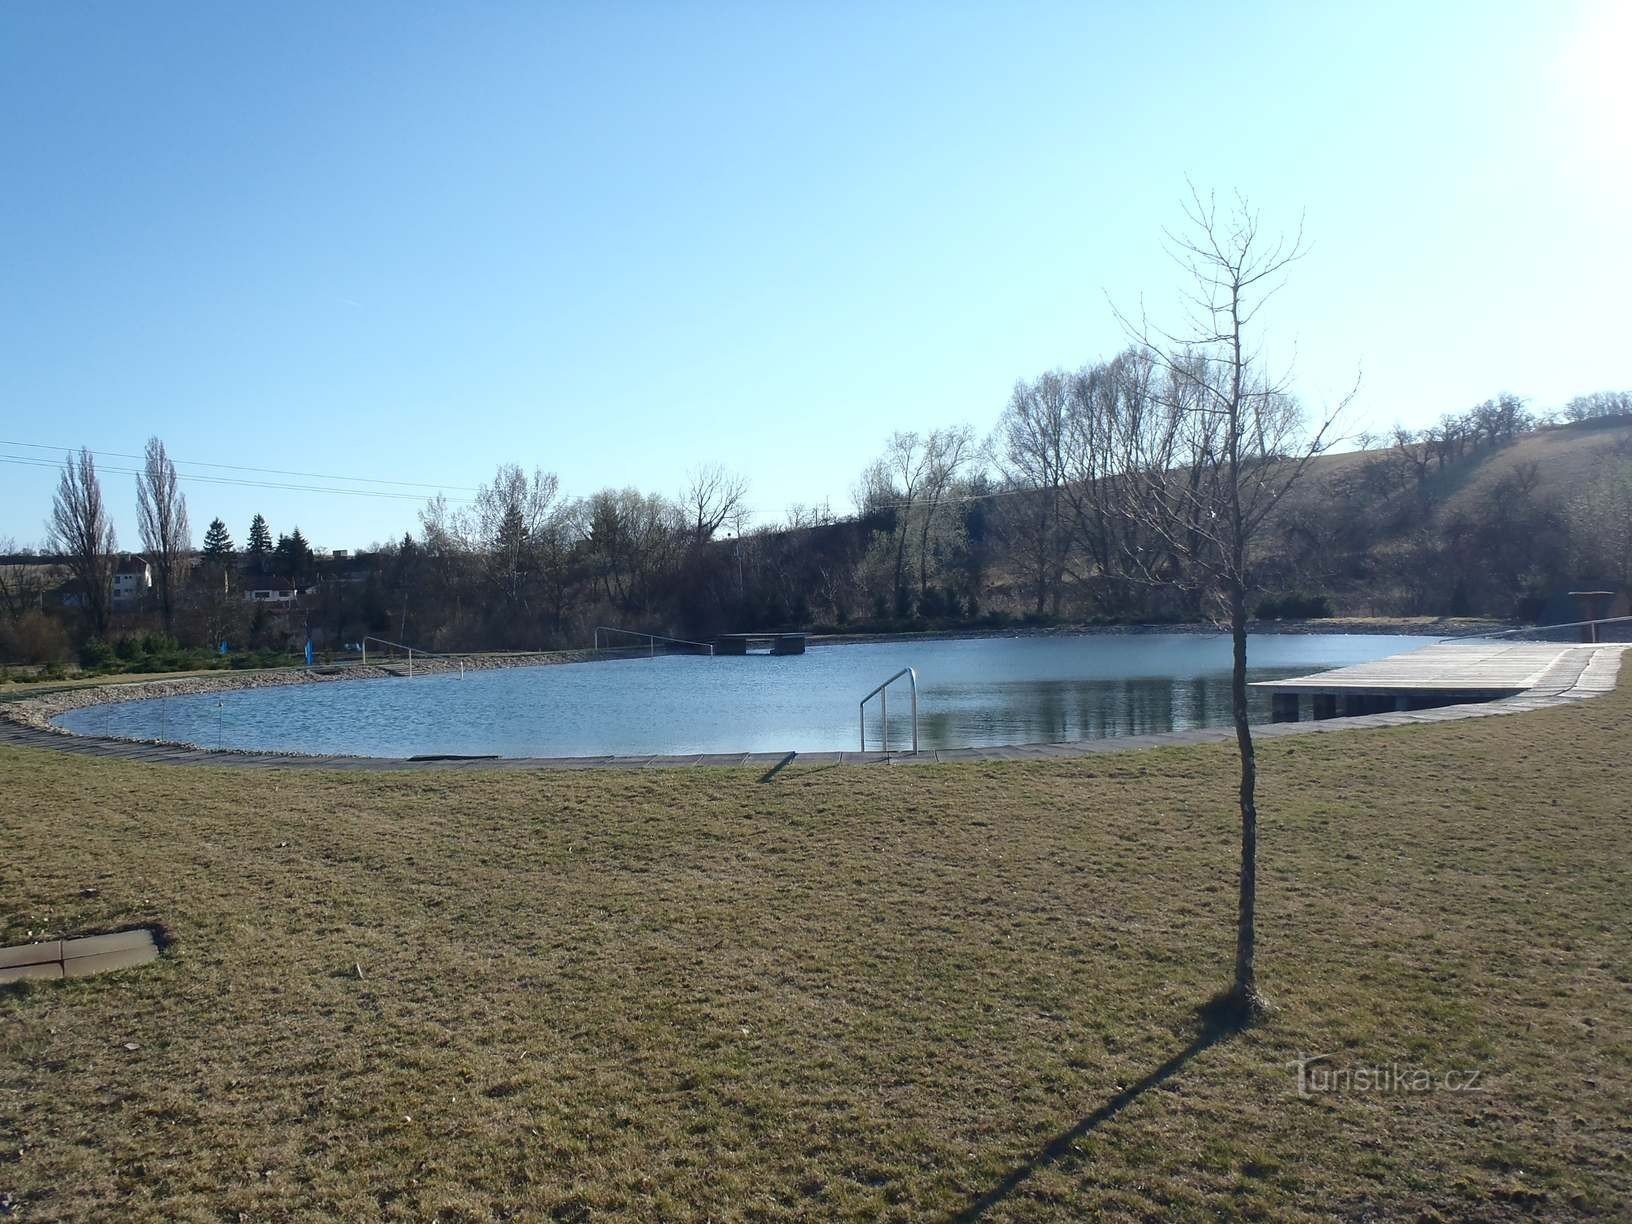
[
  {"x1": 1252, "y1": 640, "x2": 1605, "y2": 698},
  {"x1": 0, "y1": 645, "x2": 1622, "y2": 773}
]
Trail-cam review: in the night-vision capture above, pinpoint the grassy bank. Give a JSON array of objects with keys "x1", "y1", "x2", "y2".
[{"x1": 2, "y1": 683, "x2": 1629, "y2": 1219}]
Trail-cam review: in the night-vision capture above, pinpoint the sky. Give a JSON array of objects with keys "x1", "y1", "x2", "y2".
[{"x1": 2, "y1": 0, "x2": 1628, "y2": 553}]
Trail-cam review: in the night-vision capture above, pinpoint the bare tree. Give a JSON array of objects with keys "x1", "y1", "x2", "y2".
[
  {"x1": 783, "y1": 500, "x2": 836, "y2": 530},
  {"x1": 916, "y1": 426, "x2": 977, "y2": 599},
  {"x1": 467, "y1": 465, "x2": 561, "y2": 621},
  {"x1": 585, "y1": 488, "x2": 679, "y2": 610},
  {"x1": 858, "y1": 432, "x2": 934, "y2": 615},
  {"x1": 535, "y1": 497, "x2": 585, "y2": 636},
  {"x1": 681, "y1": 464, "x2": 749, "y2": 547},
  {"x1": 1389, "y1": 425, "x2": 1433, "y2": 487},
  {"x1": 0, "y1": 538, "x2": 47, "y2": 623},
  {"x1": 1112, "y1": 188, "x2": 1347, "y2": 1019},
  {"x1": 135, "y1": 436, "x2": 191, "y2": 632},
  {"x1": 1060, "y1": 351, "x2": 1161, "y2": 615},
  {"x1": 1562, "y1": 390, "x2": 1632, "y2": 422},
  {"x1": 48, "y1": 447, "x2": 118, "y2": 636},
  {"x1": 995, "y1": 374, "x2": 1071, "y2": 615}
]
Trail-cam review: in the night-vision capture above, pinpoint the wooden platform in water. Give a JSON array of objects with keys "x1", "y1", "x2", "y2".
[{"x1": 713, "y1": 633, "x2": 806, "y2": 655}]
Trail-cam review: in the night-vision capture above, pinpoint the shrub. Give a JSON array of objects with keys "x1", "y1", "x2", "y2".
[
  {"x1": 0, "y1": 612, "x2": 73, "y2": 666},
  {"x1": 79, "y1": 637, "x2": 116, "y2": 669},
  {"x1": 140, "y1": 631, "x2": 178, "y2": 655}
]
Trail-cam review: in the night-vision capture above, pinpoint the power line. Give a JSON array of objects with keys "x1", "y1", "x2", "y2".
[
  {"x1": 0, "y1": 453, "x2": 474, "y2": 503},
  {"x1": 0, "y1": 440, "x2": 481, "y2": 493}
]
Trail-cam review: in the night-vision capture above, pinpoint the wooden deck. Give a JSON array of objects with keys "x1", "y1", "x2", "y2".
[
  {"x1": 1252, "y1": 641, "x2": 1626, "y2": 720},
  {"x1": 713, "y1": 632, "x2": 806, "y2": 655}
]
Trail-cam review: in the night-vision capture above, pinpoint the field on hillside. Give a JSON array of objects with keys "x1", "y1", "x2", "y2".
[{"x1": 3, "y1": 684, "x2": 1631, "y2": 1220}]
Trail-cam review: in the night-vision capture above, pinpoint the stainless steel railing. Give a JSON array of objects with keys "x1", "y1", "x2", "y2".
[
  {"x1": 360, "y1": 635, "x2": 448, "y2": 677},
  {"x1": 593, "y1": 626, "x2": 715, "y2": 656},
  {"x1": 859, "y1": 666, "x2": 918, "y2": 754},
  {"x1": 1437, "y1": 615, "x2": 1632, "y2": 645}
]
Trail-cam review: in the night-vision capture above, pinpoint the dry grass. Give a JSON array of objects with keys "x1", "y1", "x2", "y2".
[{"x1": 2, "y1": 682, "x2": 1630, "y2": 1221}]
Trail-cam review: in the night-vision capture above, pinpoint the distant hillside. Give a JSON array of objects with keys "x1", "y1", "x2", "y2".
[
  {"x1": 1298, "y1": 414, "x2": 1632, "y2": 510},
  {"x1": 1265, "y1": 415, "x2": 1632, "y2": 618}
]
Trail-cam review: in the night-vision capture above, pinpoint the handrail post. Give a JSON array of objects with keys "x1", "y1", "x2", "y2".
[
  {"x1": 858, "y1": 666, "x2": 920, "y2": 755},
  {"x1": 911, "y1": 671, "x2": 918, "y2": 754}
]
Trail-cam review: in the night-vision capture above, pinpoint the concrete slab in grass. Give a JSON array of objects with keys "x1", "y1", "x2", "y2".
[
  {"x1": 62, "y1": 929, "x2": 156, "y2": 961},
  {"x1": 64, "y1": 944, "x2": 159, "y2": 978},
  {"x1": 0, "y1": 960, "x2": 65, "y2": 984},
  {"x1": 0, "y1": 940, "x2": 62, "y2": 969},
  {"x1": 0, "y1": 928, "x2": 159, "y2": 984}
]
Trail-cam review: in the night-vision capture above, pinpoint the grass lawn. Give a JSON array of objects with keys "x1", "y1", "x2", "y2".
[{"x1": 3, "y1": 682, "x2": 1630, "y2": 1220}]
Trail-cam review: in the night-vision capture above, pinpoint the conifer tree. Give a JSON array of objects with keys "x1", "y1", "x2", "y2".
[
  {"x1": 201, "y1": 517, "x2": 234, "y2": 558},
  {"x1": 247, "y1": 514, "x2": 272, "y2": 572}
]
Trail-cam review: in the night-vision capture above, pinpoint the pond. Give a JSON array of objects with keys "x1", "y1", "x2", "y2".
[{"x1": 55, "y1": 632, "x2": 1428, "y2": 758}]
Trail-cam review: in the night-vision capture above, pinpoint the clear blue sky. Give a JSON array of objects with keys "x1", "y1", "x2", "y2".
[{"x1": 3, "y1": 0, "x2": 1627, "y2": 552}]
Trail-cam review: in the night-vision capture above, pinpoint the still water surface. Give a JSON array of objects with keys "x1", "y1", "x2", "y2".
[{"x1": 56, "y1": 633, "x2": 1425, "y2": 758}]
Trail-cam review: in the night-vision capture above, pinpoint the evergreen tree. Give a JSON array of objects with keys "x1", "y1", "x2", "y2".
[
  {"x1": 247, "y1": 514, "x2": 272, "y2": 572},
  {"x1": 201, "y1": 517, "x2": 234, "y2": 558},
  {"x1": 273, "y1": 528, "x2": 315, "y2": 586}
]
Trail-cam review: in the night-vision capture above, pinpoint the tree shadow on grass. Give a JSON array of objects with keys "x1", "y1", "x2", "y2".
[
  {"x1": 952, "y1": 995, "x2": 1249, "y2": 1220},
  {"x1": 757, "y1": 752, "x2": 798, "y2": 783},
  {"x1": 758, "y1": 754, "x2": 847, "y2": 783}
]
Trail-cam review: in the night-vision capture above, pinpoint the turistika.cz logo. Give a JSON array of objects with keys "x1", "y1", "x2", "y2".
[{"x1": 1287, "y1": 1052, "x2": 1487, "y2": 1097}]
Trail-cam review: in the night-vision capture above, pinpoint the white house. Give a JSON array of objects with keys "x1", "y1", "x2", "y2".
[
  {"x1": 242, "y1": 576, "x2": 314, "y2": 605},
  {"x1": 111, "y1": 557, "x2": 152, "y2": 609}
]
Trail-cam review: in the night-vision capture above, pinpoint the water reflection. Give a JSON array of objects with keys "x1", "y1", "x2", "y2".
[
  {"x1": 56, "y1": 633, "x2": 1423, "y2": 758},
  {"x1": 883, "y1": 670, "x2": 1294, "y2": 749}
]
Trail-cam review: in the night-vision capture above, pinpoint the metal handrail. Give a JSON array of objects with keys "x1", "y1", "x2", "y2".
[
  {"x1": 361, "y1": 635, "x2": 447, "y2": 678},
  {"x1": 859, "y1": 666, "x2": 918, "y2": 754},
  {"x1": 1437, "y1": 615, "x2": 1632, "y2": 645},
  {"x1": 593, "y1": 626, "x2": 715, "y2": 657}
]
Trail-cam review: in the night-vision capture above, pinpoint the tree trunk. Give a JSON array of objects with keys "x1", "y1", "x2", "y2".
[
  {"x1": 1229, "y1": 576, "x2": 1259, "y2": 1006},
  {"x1": 158, "y1": 566, "x2": 173, "y2": 633},
  {"x1": 1226, "y1": 282, "x2": 1261, "y2": 1015},
  {"x1": 892, "y1": 525, "x2": 909, "y2": 615}
]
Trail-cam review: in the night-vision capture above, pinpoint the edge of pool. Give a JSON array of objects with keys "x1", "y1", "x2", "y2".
[{"x1": 0, "y1": 645, "x2": 1620, "y2": 771}]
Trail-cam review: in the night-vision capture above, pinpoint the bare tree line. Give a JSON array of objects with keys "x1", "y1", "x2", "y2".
[{"x1": 8, "y1": 205, "x2": 1629, "y2": 668}]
